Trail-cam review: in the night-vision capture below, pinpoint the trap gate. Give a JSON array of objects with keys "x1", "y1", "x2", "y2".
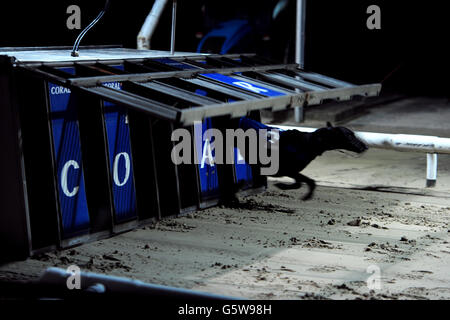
[{"x1": 0, "y1": 46, "x2": 381, "y2": 260}]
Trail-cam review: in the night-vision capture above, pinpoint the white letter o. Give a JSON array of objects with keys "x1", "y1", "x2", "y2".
[{"x1": 113, "y1": 152, "x2": 131, "y2": 187}]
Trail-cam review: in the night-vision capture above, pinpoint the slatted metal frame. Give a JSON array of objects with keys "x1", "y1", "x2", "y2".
[{"x1": 15, "y1": 53, "x2": 381, "y2": 126}]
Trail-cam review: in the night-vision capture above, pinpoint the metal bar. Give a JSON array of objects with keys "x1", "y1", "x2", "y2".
[
  {"x1": 197, "y1": 74, "x2": 284, "y2": 98},
  {"x1": 0, "y1": 45, "x2": 121, "y2": 53},
  {"x1": 40, "y1": 267, "x2": 240, "y2": 299},
  {"x1": 187, "y1": 78, "x2": 260, "y2": 100},
  {"x1": 230, "y1": 74, "x2": 296, "y2": 94},
  {"x1": 305, "y1": 83, "x2": 381, "y2": 105},
  {"x1": 22, "y1": 58, "x2": 175, "y2": 69},
  {"x1": 42, "y1": 79, "x2": 64, "y2": 250},
  {"x1": 125, "y1": 81, "x2": 201, "y2": 109},
  {"x1": 262, "y1": 71, "x2": 328, "y2": 91},
  {"x1": 235, "y1": 71, "x2": 301, "y2": 92},
  {"x1": 295, "y1": 70, "x2": 354, "y2": 88},
  {"x1": 296, "y1": 0, "x2": 309, "y2": 124},
  {"x1": 294, "y1": 87, "x2": 304, "y2": 123},
  {"x1": 74, "y1": 85, "x2": 180, "y2": 121},
  {"x1": 157, "y1": 77, "x2": 242, "y2": 102},
  {"x1": 68, "y1": 64, "x2": 299, "y2": 87},
  {"x1": 169, "y1": 122, "x2": 183, "y2": 214},
  {"x1": 170, "y1": 0, "x2": 177, "y2": 55},
  {"x1": 142, "y1": 81, "x2": 220, "y2": 105},
  {"x1": 20, "y1": 59, "x2": 126, "y2": 69},
  {"x1": 179, "y1": 94, "x2": 304, "y2": 125},
  {"x1": 296, "y1": 0, "x2": 306, "y2": 68},
  {"x1": 150, "y1": 53, "x2": 255, "y2": 64},
  {"x1": 19, "y1": 65, "x2": 68, "y2": 86},
  {"x1": 96, "y1": 92, "x2": 125, "y2": 232},
  {"x1": 148, "y1": 120, "x2": 162, "y2": 220}
]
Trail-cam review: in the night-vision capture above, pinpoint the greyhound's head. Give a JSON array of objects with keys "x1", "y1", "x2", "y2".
[{"x1": 314, "y1": 122, "x2": 368, "y2": 153}]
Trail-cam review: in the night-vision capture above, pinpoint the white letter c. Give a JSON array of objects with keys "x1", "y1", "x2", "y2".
[{"x1": 61, "y1": 160, "x2": 80, "y2": 197}]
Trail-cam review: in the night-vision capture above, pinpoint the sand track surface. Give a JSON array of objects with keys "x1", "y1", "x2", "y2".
[{"x1": 1, "y1": 149, "x2": 450, "y2": 299}]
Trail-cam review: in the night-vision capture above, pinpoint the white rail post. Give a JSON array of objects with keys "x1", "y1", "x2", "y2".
[
  {"x1": 294, "y1": 0, "x2": 306, "y2": 123},
  {"x1": 426, "y1": 153, "x2": 437, "y2": 187},
  {"x1": 137, "y1": 0, "x2": 169, "y2": 50}
]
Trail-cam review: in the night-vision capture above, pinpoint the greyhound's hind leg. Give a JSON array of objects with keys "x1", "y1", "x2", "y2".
[
  {"x1": 220, "y1": 192, "x2": 240, "y2": 208},
  {"x1": 275, "y1": 173, "x2": 316, "y2": 200},
  {"x1": 296, "y1": 173, "x2": 316, "y2": 200}
]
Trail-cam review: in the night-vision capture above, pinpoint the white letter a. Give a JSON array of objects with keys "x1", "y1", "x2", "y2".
[
  {"x1": 66, "y1": 265, "x2": 81, "y2": 290},
  {"x1": 66, "y1": 5, "x2": 81, "y2": 30},
  {"x1": 366, "y1": 5, "x2": 381, "y2": 30},
  {"x1": 201, "y1": 139, "x2": 215, "y2": 168}
]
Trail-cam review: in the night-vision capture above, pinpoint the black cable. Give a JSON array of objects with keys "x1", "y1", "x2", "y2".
[{"x1": 71, "y1": 0, "x2": 111, "y2": 57}]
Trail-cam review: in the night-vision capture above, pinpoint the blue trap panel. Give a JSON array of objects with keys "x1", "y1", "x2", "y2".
[
  {"x1": 200, "y1": 73, "x2": 286, "y2": 97},
  {"x1": 102, "y1": 65, "x2": 137, "y2": 223},
  {"x1": 48, "y1": 67, "x2": 90, "y2": 239},
  {"x1": 194, "y1": 119, "x2": 220, "y2": 200}
]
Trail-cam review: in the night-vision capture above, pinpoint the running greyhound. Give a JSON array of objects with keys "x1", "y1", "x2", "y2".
[
  {"x1": 221, "y1": 117, "x2": 368, "y2": 204},
  {"x1": 272, "y1": 121, "x2": 368, "y2": 200}
]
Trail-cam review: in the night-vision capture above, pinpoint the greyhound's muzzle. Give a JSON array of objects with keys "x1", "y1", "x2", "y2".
[
  {"x1": 348, "y1": 136, "x2": 368, "y2": 153},
  {"x1": 354, "y1": 140, "x2": 368, "y2": 153}
]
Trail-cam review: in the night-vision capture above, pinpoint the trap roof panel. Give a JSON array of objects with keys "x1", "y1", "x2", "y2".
[
  {"x1": 1, "y1": 47, "x2": 381, "y2": 125},
  {"x1": 0, "y1": 46, "x2": 203, "y2": 63}
]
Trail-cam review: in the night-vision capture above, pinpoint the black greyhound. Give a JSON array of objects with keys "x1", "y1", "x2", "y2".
[
  {"x1": 272, "y1": 121, "x2": 368, "y2": 200},
  {"x1": 219, "y1": 118, "x2": 368, "y2": 204}
]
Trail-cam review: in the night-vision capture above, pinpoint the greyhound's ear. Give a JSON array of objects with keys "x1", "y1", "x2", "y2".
[{"x1": 326, "y1": 121, "x2": 333, "y2": 128}]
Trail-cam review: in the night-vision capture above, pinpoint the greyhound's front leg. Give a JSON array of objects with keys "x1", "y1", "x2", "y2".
[
  {"x1": 218, "y1": 163, "x2": 240, "y2": 208},
  {"x1": 295, "y1": 173, "x2": 316, "y2": 200}
]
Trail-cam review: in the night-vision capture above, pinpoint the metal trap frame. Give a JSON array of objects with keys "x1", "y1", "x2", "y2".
[{"x1": 0, "y1": 46, "x2": 381, "y2": 260}]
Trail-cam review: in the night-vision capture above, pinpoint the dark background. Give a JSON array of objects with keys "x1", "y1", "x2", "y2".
[{"x1": 0, "y1": 0, "x2": 447, "y2": 95}]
